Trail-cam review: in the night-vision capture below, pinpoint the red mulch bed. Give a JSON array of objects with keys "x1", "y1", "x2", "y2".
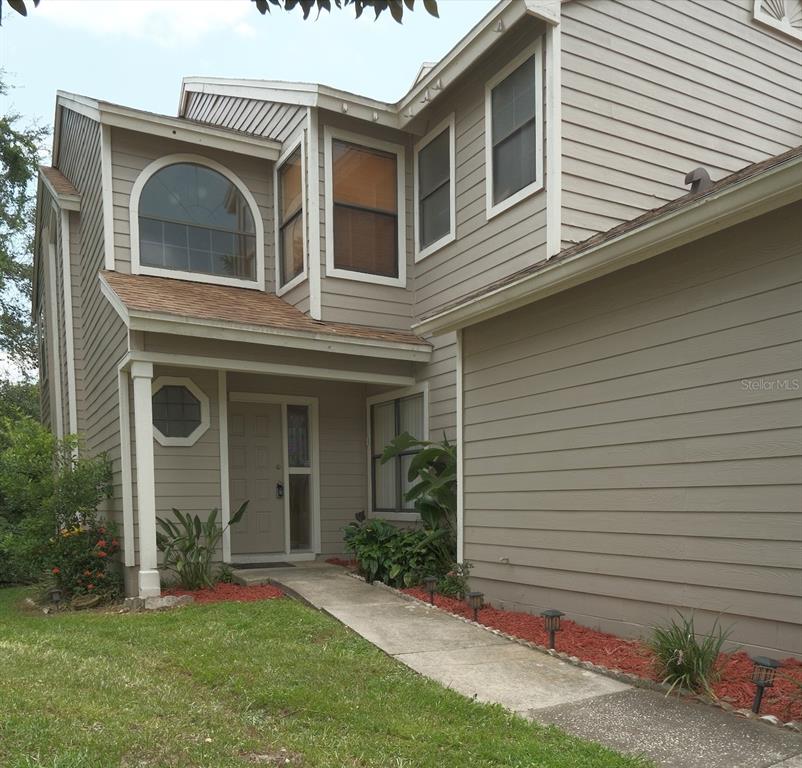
[
  {"x1": 402, "y1": 587, "x2": 802, "y2": 723},
  {"x1": 163, "y1": 583, "x2": 284, "y2": 604},
  {"x1": 325, "y1": 557, "x2": 358, "y2": 569}
]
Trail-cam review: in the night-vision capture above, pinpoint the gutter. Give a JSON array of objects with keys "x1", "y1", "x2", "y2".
[{"x1": 413, "y1": 153, "x2": 802, "y2": 336}]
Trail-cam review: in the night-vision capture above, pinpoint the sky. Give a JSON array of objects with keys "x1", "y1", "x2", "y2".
[
  {"x1": 0, "y1": 0, "x2": 497, "y2": 378},
  {"x1": 0, "y1": 0, "x2": 498, "y2": 157}
]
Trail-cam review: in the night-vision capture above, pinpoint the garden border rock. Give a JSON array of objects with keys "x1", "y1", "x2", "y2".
[{"x1": 343, "y1": 570, "x2": 801, "y2": 733}]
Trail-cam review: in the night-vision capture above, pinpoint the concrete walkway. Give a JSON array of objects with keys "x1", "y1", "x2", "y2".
[{"x1": 235, "y1": 563, "x2": 802, "y2": 768}]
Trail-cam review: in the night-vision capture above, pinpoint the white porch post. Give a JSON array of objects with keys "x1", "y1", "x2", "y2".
[{"x1": 131, "y1": 361, "x2": 160, "y2": 597}]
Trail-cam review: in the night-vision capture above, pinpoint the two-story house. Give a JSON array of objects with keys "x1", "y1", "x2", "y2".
[{"x1": 35, "y1": 0, "x2": 801, "y2": 657}]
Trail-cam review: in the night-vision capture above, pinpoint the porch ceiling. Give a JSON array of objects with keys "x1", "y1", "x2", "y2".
[{"x1": 100, "y1": 271, "x2": 431, "y2": 362}]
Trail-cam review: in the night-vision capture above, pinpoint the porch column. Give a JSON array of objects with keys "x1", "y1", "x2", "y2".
[{"x1": 131, "y1": 361, "x2": 160, "y2": 597}]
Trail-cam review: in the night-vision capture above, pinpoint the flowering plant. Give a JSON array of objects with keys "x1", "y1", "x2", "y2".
[{"x1": 48, "y1": 521, "x2": 122, "y2": 601}]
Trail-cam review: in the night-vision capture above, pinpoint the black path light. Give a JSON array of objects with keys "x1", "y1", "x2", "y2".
[
  {"x1": 49, "y1": 587, "x2": 63, "y2": 609},
  {"x1": 541, "y1": 609, "x2": 565, "y2": 650},
  {"x1": 751, "y1": 656, "x2": 780, "y2": 714},
  {"x1": 423, "y1": 575, "x2": 438, "y2": 605},
  {"x1": 467, "y1": 591, "x2": 484, "y2": 622}
]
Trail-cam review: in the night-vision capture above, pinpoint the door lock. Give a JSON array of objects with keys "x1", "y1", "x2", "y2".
[{"x1": 276, "y1": 482, "x2": 284, "y2": 499}]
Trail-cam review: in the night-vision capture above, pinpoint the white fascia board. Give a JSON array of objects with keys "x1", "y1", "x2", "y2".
[
  {"x1": 181, "y1": 78, "x2": 401, "y2": 131},
  {"x1": 414, "y1": 156, "x2": 802, "y2": 336},
  {"x1": 524, "y1": 0, "x2": 560, "y2": 25},
  {"x1": 38, "y1": 171, "x2": 80, "y2": 212}
]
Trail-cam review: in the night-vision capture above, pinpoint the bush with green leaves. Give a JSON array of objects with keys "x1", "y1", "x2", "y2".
[
  {"x1": 343, "y1": 518, "x2": 451, "y2": 588},
  {"x1": 49, "y1": 520, "x2": 122, "y2": 600},
  {"x1": 0, "y1": 418, "x2": 113, "y2": 587},
  {"x1": 156, "y1": 502, "x2": 248, "y2": 590},
  {"x1": 437, "y1": 561, "x2": 472, "y2": 599},
  {"x1": 648, "y1": 612, "x2": 732, "y2": 695}
]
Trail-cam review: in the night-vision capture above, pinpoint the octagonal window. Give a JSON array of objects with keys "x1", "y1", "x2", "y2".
[{"x1": 151, "y1": 377, "x2": 210, "y2": 447}]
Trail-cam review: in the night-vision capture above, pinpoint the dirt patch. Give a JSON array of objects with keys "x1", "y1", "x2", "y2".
[{"x1": 243, "y1": 749, "x2": 304, "y2": 765}]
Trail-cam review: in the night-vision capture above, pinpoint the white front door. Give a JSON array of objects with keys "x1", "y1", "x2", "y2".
[{"x1": 228, "y1": 402, "x2": 285, "y2": 555}]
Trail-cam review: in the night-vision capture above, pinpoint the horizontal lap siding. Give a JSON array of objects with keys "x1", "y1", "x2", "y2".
[
  {"x1": 110, "y1": 128, "x2": 275, "y2": 291},
  {"x1": 462, "y1": 203, "x2": 802, "y2": 657},
  {"x1": 560, "y1": 0, "x2": 802, "y2": 246},
  {"x1": 415, "y1": 332, "x2": 458, "y2": 441},
  {"x1": 413, "y1": 17, "x2": 549, "y2": 320},
  {"x1": 56, "y1": 109, "x2": 128, "y2": 540}
]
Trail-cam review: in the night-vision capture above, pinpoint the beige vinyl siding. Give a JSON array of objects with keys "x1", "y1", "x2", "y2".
[
  {"x1": 109, "y1": 128, "x2": 275, "y2": 291},
  {"x1": 560, "y1": 0, "x2": 802, "y2": 247},
  {"x1": 36, "y1": 199, "x2": 54, "y2": 431},
  {"x1": 227, "y1": 372, "x2": 368, "y2": 555},
  {"x1": 412, "y1": 17, "x2": 549, "y2": 319},
  {"x1": 462, "y1": 202, "x2": 802, "y2": 657},
  {"x1": 67, "y1": 210, "x2": 87, "y2": 435},
  {"x1": 415, "y1": 332, "x2": 458, "y2": 441},
  {"x1": 56, "y1": 108, "x2": 129, "y2": 535},
  {"x1": 317, "y1": 110, "x2": 415, "y2": 331}
]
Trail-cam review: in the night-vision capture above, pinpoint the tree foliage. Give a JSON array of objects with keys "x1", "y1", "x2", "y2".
[
  {"x1": 0, "y1": 74, "x2": 47, "y2": 375},
  {"x1": 254, "y1": 0, "x2": 438, "y2": 22}
]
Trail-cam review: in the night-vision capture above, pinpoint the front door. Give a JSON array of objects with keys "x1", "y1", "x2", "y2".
[{"x1": 228, "y1": 402, "x2": 285, "y2": 554}]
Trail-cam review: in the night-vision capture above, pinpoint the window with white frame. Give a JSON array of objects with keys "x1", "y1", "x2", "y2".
[
  {"x1": 325, "y1": 128, "x2": 406, "y2": 287},
  {"x1": 370, "y1": 392, "x2": 425, "y2": 513},
  {"x1": 151, "y1": 377, "x2": 210, "y2": 447},
  {"x1": 276, "y1": 145, "x2": 306, "y2": 291},
  {"x1": 485, "y1": 41, "x2": 543, "y2": 218},
  {"x1": 414, "y1": 115, "x2": 456, "y2": 260},
  {"x1": 135, "y1": 160, "x2": 261, "y2": 285}
]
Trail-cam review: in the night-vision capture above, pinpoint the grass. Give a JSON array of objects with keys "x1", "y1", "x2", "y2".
[{"x1": 0, "y1": 587, "x2": 650, "y2": 768}]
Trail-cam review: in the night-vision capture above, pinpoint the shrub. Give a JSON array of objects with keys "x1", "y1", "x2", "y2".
[
  {"x1": 49, "y1": 520, "x2": 123, "y2": 600},
  {"x1": 437, "y1": 561, "x2": 472, "y2": 599},
  {"x1": 648, "y1": 612, "x2": 732, "y2": 695},
  {"x1": 156, "y1": 502, "x2": 248, "y2": 590},
  {"x1": 343, "y1": 518, "x2": 450, "y2": 588}
]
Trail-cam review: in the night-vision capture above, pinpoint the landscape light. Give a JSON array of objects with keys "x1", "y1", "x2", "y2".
[
  {"x1": 423, "y1": 575, "x2": 438, "y2": 605},
  {"x1": 540, "y1": 609, "x2": 565, "y2": 650},
  {"x1": 751, "y1": 656, "x2": 780, "y2": 714},
  {"x1": 467, "y1": 591, "x2": 484, "y2": 623}
]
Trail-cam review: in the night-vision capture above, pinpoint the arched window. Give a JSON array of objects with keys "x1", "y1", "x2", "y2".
[{"x1": 134, "y1": 159, "x2": 261, "y2": 285}]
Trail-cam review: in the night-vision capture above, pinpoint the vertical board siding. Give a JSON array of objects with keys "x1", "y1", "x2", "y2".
[
  {"x1": 412, "y1": 17, "x2": 549, "y2": 320},
  {"x1": 110, "y1": 128, "x2": 275, "y2": 291},
  {"x1": 560, "y1": 0, "x2": 802, "y2": 247},
  {"x1": 462, "y1": 203, "x2": 802, "y2": 657},
  {"x1": 56, "y1": 108, "x2": 129, "y2": 539}
]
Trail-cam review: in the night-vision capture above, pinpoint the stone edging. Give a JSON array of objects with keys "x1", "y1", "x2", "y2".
[{"x1": 343, "y1": 571, "x2": 801, "y2": 734}]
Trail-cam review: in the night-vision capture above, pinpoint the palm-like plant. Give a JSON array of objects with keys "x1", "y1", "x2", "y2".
[{"x1": 156, "y1": 502, "x2": 248, "y2": 590}]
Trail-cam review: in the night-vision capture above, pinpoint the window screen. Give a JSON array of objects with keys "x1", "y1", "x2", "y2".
[{"x1": 417, "y1": 128, "x2": 451, "y2": 249}]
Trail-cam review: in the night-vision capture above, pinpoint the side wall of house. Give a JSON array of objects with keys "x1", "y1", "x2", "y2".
[
  {"x1": 462, "y1": 203, "x2": 802, "y2": 657},
  {"x1": 56, "y1": 108, "x2": 129, "y2": 533},
  {"x1": 560, "y1": 0, "x2": 802, "y2": 246}
]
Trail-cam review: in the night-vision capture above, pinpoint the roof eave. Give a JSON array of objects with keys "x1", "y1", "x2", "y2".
[
  {"x1": 38, "y1": 169, "x2": 81, "y2": 212},
  {"x1": 414, "y1": 153, "x2": 802, "y2": 336}
]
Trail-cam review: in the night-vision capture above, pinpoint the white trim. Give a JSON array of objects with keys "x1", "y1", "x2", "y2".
[
  {"x1": 101, "y1": 124, "x2": 115, "y2": 271},
  {"x1": 274, "y1": 133, "x2": 308, "y2": 296},
  {"x1": 126, "y1": 350, "x2": 417, "y2": 388},
  {"x1": 59, "y1": 209, "x2": 78, "y2": 435},
  {"x1": 365, "y1": 381, "x2": 429, "y2": 520},
  {"x1": 456, "y1": 329, "x2": 464, "y2": 564},
  {"x1": 130, "y1": 360, "x2": 160, "y2": 598},
  {"x1": 150, "y1": 375, "x2": 211, "y2": 447},
  {"x1": 306, "y1": 109, "x2": 322, "y2": 320},
  {"x1": 46, "y1": 211, "x2": 64, "y2": 439},
  {"x1": 413, "y1": 114, "x2": 457, "y2": 262},
  {"x1": 545, "y1": 15, "x2": 562, "y2": 258},
  {"x1": 57, "y1": 91, "x2": 282, "y2": 161},
  {"x1": 323, "y1": 126, "x2": 407, "y2": 288},
  {"x1": 117, "y1": 367, "x2": 135, "y2": 567},
  {"x1": 414, "y1": 152, "x2": 802, "y2": 336},
  {"x1": 218, "y1": 370, "x2": 231, "y2": 564},
  {"x1": 484, "y1": 39, "x2": 545, "y2": 221},
  {"x1": 753, "y1": 0, "x2": 802, "y2": 41},
  {"x1": 129, "y1": 153, "x2": 266, "y2": 290},
  {"x1": 228, "y1": 392, "x2": 321, "y2": 557}
]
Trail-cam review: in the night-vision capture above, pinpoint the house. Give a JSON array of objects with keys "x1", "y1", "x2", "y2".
[{"x1": 34, "y1": 0, "x2": 801, "y2": 656}]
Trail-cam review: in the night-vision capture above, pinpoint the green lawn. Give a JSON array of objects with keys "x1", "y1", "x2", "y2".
[{"x1": 0, "y1": 587, "x2": 649, "y2": 768}]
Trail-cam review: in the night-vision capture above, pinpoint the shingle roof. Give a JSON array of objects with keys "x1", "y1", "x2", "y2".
[
  {"x1": 39, "y1": 166, "x2": 80, "y2": 198},
  {"x1": 100, "y1": 270, "x2": 429, "y2": 349},
  {"x1": 421, "y1": 145, "x2": 802, "y2": 321}
]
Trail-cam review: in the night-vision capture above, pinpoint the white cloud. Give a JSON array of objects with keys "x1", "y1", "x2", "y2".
[{"x1": 37, "y1": 0, "x2": 256, "y2": 47}]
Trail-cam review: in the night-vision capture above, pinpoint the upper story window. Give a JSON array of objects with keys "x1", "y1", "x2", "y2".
[
  {"x1": 414, "y1": 114, "x2": 456, "y2": 261},
  {"x1": 276, "y1": 141, "x2": 306, "y2": 294},
  {"x1": 131, "y1": 154, "x2": 265, "y2": 289},
  {"x1": 485, "y1": 40, "x2": 543, "y2": 219},
  {"x1": 324, "y1": 127, "x2": 407, "y2": 288}
]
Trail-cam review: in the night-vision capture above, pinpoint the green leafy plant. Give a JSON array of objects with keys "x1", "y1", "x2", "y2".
[
  {"x1": 156, "y1": 503, "x2": 248, "y2": 590},
  {"x1": 381, "y1": 433, "x2": 457, "y2": 547},
  {"x1": 437, "y1": 561, "x2": 472, "y2": 599},
  {"x1": 648, "y1": 612, "x2": 732, "y2": 696},
  {"x1": 49, "y1": 520, "x2": 122, "y2": 601},
  {"x1": 343, "y1": 517, "x2": 450, "y2": 588}
]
